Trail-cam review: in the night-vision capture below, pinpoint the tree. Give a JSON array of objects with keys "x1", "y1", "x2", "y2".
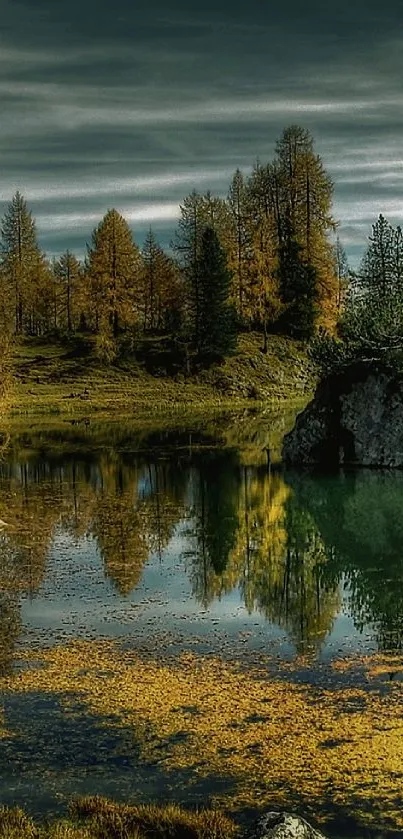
[
  {"x1": 53, "y1": 250, "x2": 82, "y2": 332},
  {"x1": 173, "y1": 190, "x2": 230, "y2": 343},
  {"x1": 274, "y1": 126, "x2": 338, "y2": 330},
  {"x1": 141, "y1": 229, "x2": 183, "y2": 333},
  {"x1": 226, "y1": 169, "x2": 251, "y2": 320},
  {"x1": 195, "y1": 227, "x2": 237, "y2": 361},
  {"x1": 310, "y1": 219, "x2": 403, "y2": 377},
  {"x1": 0, "y1": 192, "x2": 49, "y2": 335},
  {"x1": 85, "y1": 208, "x2": 140, "y2": 338},
  {"x1": 172, "y1": 191, "x2": 205, "y2": 342},
  {"x1": 244, "y1": 162, "x2": 282, "y2": 335},
  {"x1": 357, "y1": 214, "x2": 402, "y2": 301},
  {"x1": 277, "y1": 233, "x2": 319, "y2": 340},
  {"x1": 333, "y1": 236, "x2": 350, "y2": 311}
]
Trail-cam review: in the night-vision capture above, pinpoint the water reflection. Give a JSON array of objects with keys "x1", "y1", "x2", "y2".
[
  {"x1": 289, "y1": 470, "x2": 403, "y2": 651},
  {"x1": 1, "y1": 426, "x2": 403, "y2": 662}
]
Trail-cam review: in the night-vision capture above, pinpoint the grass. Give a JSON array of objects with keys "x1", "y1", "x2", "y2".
[
  {"x1": 9, "y1": 333, "x2": 315, "y2": 417},
  {"x1": 0, "y1": 799, "x2": 238, "y2": 839}
]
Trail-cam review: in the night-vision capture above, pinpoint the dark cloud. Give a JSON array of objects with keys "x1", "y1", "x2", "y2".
[{"x1": 1, "y1": 0, "x2": 402, "y2": 264}]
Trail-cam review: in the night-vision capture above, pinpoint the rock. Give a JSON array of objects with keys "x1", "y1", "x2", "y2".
[
  {"x1": 282, "y1": 361, "x2": 403, "y2": 467},
  {"x1": 246, "y1": 811, "x2": 327, "y2": 839}
]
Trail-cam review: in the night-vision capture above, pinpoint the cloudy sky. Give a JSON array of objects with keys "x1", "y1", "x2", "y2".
[{"x1": 1, "y1": 0, "x2": 402, "y2": 266}]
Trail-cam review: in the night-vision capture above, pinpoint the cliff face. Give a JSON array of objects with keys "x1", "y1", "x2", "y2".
[{"x1": 282, "y1": 363, "x2": 403, "y2": 467}]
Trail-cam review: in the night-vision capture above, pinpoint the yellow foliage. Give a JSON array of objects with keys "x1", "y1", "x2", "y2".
[{"x1": 3, "y1": 641, "x2": 403, "y2": 830}]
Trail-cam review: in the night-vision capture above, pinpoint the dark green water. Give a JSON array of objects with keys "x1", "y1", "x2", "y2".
[{"x1": 1, "y1": 415, "x2": 403, "y2": 837}]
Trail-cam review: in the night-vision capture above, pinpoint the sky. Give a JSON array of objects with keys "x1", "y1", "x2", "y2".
[{"x1": 1, "y1": 0, "x2": 402, "y2": 266}]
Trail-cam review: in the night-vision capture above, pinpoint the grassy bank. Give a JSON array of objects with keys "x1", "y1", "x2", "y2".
[
  {"x1": 9, "y1": 333, "x2": 315, "y2": 417},
  {"x1": 0, "y1": 798, "x2": 238, "y2": 839}
]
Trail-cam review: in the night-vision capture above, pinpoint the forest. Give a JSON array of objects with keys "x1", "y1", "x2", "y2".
[
  {"x1": 1, "y1": 122, "x2": 402, "y2": 392},
  {"x1": 0, "y1": 125, "x2": 346, "y2": 371}
]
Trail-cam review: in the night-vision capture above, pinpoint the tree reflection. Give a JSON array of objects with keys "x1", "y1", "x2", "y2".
[
  {"x1": 93, "y1": 458, "x2": 186, "y2": 595},
  {"x1": 187, "y1": 461, "x2": 340, "y2": 653},
  {"x1": 3, "y1": 427, "x2": 403, "y2": 660},
  {"x1": 287, "y1": 470, "x2": 403, "y2": 651},
  {"x1": 186, "y1": 451, "x2": 240, "y2": 607}
]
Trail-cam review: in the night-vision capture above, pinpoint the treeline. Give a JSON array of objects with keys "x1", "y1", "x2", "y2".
[{"x1": 0, "y1": 125, "x2": 345, "y2": 365}]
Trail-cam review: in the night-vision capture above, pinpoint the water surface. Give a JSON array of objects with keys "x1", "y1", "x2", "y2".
[{"x1": 1, "y1": 413, "x2": 403, "y2": 836}]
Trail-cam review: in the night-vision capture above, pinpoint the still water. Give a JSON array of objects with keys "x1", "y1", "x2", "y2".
[{"x1": 1, "y1": 413, "x2": 403, "y2": 835}]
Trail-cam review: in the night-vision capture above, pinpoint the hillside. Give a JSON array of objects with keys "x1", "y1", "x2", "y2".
[{"x1": 10, "y1": 333, "x2": 316, "y2": 416}]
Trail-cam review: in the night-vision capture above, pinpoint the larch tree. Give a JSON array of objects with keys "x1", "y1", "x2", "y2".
[
  {"x1": 226, "y1": 169, "x2": 252, "y2": 321},
  {"x1": 53, "y1": 250, "x2": 82, "y2": 332},
  {"x1": 85, "y1": 208, "x2": 140, "y2": 338},
  {"x1": 333, "y1": 236, "x2": 350, "y2": 311},
  {"x1": 244, "y1": 162, "x2": 284, "y2": 339},
  {"x1": 0, "y1": 192, "x2": 49, "y2": 335},
  {"x1": 274, "y1": 126, "x2": 338, "y2": 331},
  {"x1": 141, "y1": 229, "x2": 183, "y2": 333}
]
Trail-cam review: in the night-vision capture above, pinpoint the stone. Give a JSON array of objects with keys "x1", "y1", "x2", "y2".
[
  {"x1": 282, "y1": 362, "x2": 403, "y2": 467},
  {"x1": 246, "y1": 811, "x2": 327, "y2": 839}
]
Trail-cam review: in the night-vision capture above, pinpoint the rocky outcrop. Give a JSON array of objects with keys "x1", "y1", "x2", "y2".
[
  {"x1": 282, "y1": 362, "x2": 403, "y2": 467},
  {"x1": 246, "y1": 812, "x2": 327, "y2": 839}
]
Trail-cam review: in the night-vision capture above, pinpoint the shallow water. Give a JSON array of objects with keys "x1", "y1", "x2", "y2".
[{"x1": 1, "y1": 414, "x2": 403, "y2": 836}]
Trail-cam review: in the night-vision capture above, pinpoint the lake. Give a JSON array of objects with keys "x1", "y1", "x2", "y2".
[{"x1": 1, "y1": 411, "x2": 403, "y2": 837}]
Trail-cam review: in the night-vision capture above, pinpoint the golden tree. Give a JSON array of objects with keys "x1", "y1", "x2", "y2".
[{"x1": 85, "y1": 208, "x2": 141, "y2": 339}]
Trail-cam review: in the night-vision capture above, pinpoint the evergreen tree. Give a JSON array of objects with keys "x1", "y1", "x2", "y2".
[
  {"x1": 85, "y1": 209, "x2": 140, "y2": 338},
  {"x1": 173, "y1": 190, "x2": 231, "y2": 342},
  {"x1": 195, "y1": 227, "x2": 236, "y2": 360},
  {"x1": 0, "y1": 192, "x2": 48, "y2": 335},
  {"x1": 357, "y1": 214, "x2": 400, "y2": 300},
  {"x1": 277, "y1": 235, "x2": 319, "y2": 339},
  {"x1": 172, "y1": 191, "x2": 206, "y2": 342}
]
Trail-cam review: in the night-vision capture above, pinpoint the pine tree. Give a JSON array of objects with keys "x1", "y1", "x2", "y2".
[
  {"x1": 358, "y1": 214, "x2": 399, "y2": 300},
  {"x1": 85, "y1": 209, "x2": 140, "y2": 338},
  {"x1": 195, "y1": 227, "x2": 236, "y2": 360},
  {"x1": 0, "y1": 192, "x2": 48, "y2": 334},
  {"x1": 173, "y1": 190, "x2": 231, "y2": 342},
  {"x1": 277, "y1": 234, "x2": 319, "y2": 339},
  {"x1": 172, "y1": 191, "x2": 205, "y2": 341}
]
